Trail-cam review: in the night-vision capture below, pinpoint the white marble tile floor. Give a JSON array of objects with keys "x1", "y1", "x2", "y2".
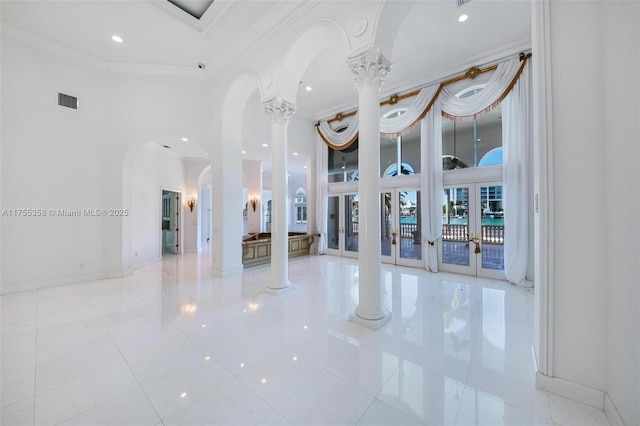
[{"x1": 1, "y1": 253, "x2": 611, "y2": 425}]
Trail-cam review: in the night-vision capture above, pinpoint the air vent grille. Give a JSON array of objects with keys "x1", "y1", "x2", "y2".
[{"x1": 58, "y1": 93, "x2": 78, "y2": 109}]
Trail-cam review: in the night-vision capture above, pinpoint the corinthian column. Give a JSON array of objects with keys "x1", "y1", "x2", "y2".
[
  {"x1": 347, "y1": 47, "x2": 392, "y2": 329},
  {"x1": 263, "y1": 96, "x2": 297, "y2": 294}
]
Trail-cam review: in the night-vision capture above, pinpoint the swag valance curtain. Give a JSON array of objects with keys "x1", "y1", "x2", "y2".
[{"x1": 315, "y1": 53, "x2": 531, "y2": 143}]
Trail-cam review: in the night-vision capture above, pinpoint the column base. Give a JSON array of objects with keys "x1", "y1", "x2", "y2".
[
  {"x1": 266, "y1": 282, "x2": 294, "y2": 295},
  {"x1": 349, "y1": 310, "x2": 392, "y2": 330},
  {"x1": 211, "y1": 266, "x2": 244, "y2": 277}
]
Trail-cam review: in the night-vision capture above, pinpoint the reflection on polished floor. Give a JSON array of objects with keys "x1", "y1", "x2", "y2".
[{"x1": 1, "y1": 254, "x2": 610, "y2": 425}]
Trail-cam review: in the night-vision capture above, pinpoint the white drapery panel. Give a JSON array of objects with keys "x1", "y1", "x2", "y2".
[
  {"x1": 379, "y1": 85, "x2": 441, "y2": 137},
  {"x1": 316, "y1": 113, "x2": 359, "y2": 150},
  {"x1": 420, "y1": 98, "x2": 443, "y2": 272},
  {"x1": 441, "y1": 56, "x2": 523, "y2": 121},
  {"x1": 315, "y1": 135, "x2": 328, "y2": 254},
  {"x1": 502, "y1": 64, "x2": 533, "y2": 287}
]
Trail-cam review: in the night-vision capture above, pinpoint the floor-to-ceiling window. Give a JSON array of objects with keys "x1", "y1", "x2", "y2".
[{"x1": 439, "y1": 102, "x2": 505, "y2": 279}]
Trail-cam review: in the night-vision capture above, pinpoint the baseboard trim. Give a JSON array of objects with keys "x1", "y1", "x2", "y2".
[
  {"x1": 604, "y1": 393, "x2": 625, "y2": 426},
  {"x1": 536, "y1": 372, "x2": 604, "y2": 410},
  {"x1": 0, "y1": 256, "x2": 167, "y2": 295},
  {"x1": 0, "y1": 272, "x2": 109, "y2": 295},
  {"x1": 212, "y1": 265, "x2": 244, "y2": 277},
  {"x1": 120, "y1": 268, "x2": 134, "y2": 277},
  {"x1": 133, "y1": 256, "x2": 162, "y2": 270}
]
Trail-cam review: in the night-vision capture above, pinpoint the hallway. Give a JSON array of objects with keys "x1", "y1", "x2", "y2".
[{"x1": 1, "y1": 254, "x2": 610, "y2": 425}]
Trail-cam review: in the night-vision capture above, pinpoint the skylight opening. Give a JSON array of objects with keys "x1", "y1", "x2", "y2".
[{"x1": 167, "y1": 0, "x2": 215, "y2": 20}]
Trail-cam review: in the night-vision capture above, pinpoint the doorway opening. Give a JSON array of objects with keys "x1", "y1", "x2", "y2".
[
  {"x1": 439, "y1": 181, "x2": 504, "y2": 279},
  {"x1": 326, "y1": 193, "x2": 359, "y2": 258},
  {"x1": 162, "y1": 190, "x2": 181, "y2": 255},
  {"x1": 381, "y1": 188, "x2": 423, "y2": 267}
]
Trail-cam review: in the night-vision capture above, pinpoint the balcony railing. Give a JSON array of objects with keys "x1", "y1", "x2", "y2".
[
  {"x1": 356, "y1": 222, "x2": 504, "y2": 244},
  {"x1": 442, "y1": 224, "x2": 469, "y2": 242},
  {"x1": 399, "y1": 223, "x2": 417, "y2": 238},
  {"x1": 442, "y1": 224, "x2": 504, "y2": 244}
]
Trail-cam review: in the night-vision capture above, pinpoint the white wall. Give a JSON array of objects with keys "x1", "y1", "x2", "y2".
[
  {"x1": 199, "y1": 184, "x2": 212, "y2": 248},
  {"x1": 0, "y1": 34, "x2": 214, "y2": 292},
  {"x1": 131, "y1": 143, "x2": 186, "y2": 265},
  {"x1": 243, "y1": 159, "x2": 263, "y2": 234},
  {"x1": 548, "y1": 2, "x2": 639, "y2": 424},
  {"x1": 288, "y1": 176, "x2": 308, "y2": 233},
  {"x1": 549, "y1": 0, "x2": 608, "y2": 394},
  {"x1": 1, "y1": 36, "x2": 112, "y2": 292},
  {"x1": 110, "y1": 68, "x2": 212, "y2": 274},
  {"x1": 183, "y1": 159, "x2": 209, "y2": 253},
  {"x1": 601, "y1": 3, "x2": 640, "y2": 424}
]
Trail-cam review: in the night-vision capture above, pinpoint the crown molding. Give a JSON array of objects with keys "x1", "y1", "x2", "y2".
[
  {"x1": 1, "y1": 23, "x2": 108, "y2": 72},
  {"x1": 106, "y1": 61, "x2": 207, "y2": 78},
  {"x1": 1, "y1": 22, "x2": 210, "y2": 78}
]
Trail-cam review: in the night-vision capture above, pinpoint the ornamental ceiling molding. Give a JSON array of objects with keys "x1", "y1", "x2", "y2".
[
  {"x1": 346, "y1": 46, "x2": 392, "y2": 90},
  {"x1": 262, "y1": 97, "x2": 297, "y2": 125}
]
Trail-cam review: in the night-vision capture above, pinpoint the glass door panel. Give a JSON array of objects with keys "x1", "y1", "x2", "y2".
[
  {"x1": 440, "y1": 186, "x2": 475, "y2": 275},
  {"x1": 344, "y1": 194, "x2": 359, "y2": 256},
  {"x1": 327, "y1": 196, "x2": 340, "y2": 252},
  {"x1": 439, "y1": 183, "x2": 505, "y2": 279},
  {"x1": 398, "y1": 189, "x2": 422, "y2": 264},
  {"x1": 326, "y1": 193, "x2": 359, "y2": 258},
  {"x1": 381, "y1": 189, "x2": 423, "y2": 267},
  {"x1": 478, "y1": 184, "x2": 504, "y2": 278},
  {"x1": 381, "y1": 192, "x2": 393, "y2": 260}
]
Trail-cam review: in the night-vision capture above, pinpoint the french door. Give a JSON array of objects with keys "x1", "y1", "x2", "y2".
[
  {"x1": 439, "y1": 182, "x2": 504, "y2": 279},
  {"x1": 326, "y1": 193, "x2": 359, "y2": 258},
  {"x1": 380, "y1": 188, "x2": 423, "y2": 267}
]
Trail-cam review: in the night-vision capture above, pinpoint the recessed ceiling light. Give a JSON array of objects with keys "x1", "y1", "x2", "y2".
[
  {"x1": 241, "y1": 150, "x2": 246, "y2": 154},
  {"x1": 262, "y1": 143, "x2": 268, "y2": 147},
  {"x1": 293, "y1": 152, "x2": 298, "y2": 156},
  {"x1": 458, "y1": 14, "x2": 468, "y2": 22},
  {"x1": 111, "y1": 35, "x2": 123, "y2": 43},
  {"x1": 181, "y1": 137, "x2": 188, "y2": 142},
  {"x1": 305, "y1": 86, "x2": 312, "y2": 92},
  {"x1": 303, "y1": 166, "x2": 307, "y2": 169}
]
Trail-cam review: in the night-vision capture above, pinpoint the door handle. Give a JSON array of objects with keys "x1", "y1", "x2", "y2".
[{"x1": 391, "y1": 229, "x2": 397, "y2": 245}]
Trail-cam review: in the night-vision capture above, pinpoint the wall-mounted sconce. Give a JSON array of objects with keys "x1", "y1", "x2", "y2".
[
  {"x1": 250, "y1": 197, "x2": 258, "y2": 212},
  {"x1": 187, "y1": 196, "x2": 196, "y2": 212}
]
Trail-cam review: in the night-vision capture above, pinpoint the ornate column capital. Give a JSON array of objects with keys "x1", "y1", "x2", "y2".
[
  {"x1": 262, "y1": 96, "x2": 297, "y2": 125},
  {"x1": 346, "y1": 46, "x2": 392, "y2": 90}
]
